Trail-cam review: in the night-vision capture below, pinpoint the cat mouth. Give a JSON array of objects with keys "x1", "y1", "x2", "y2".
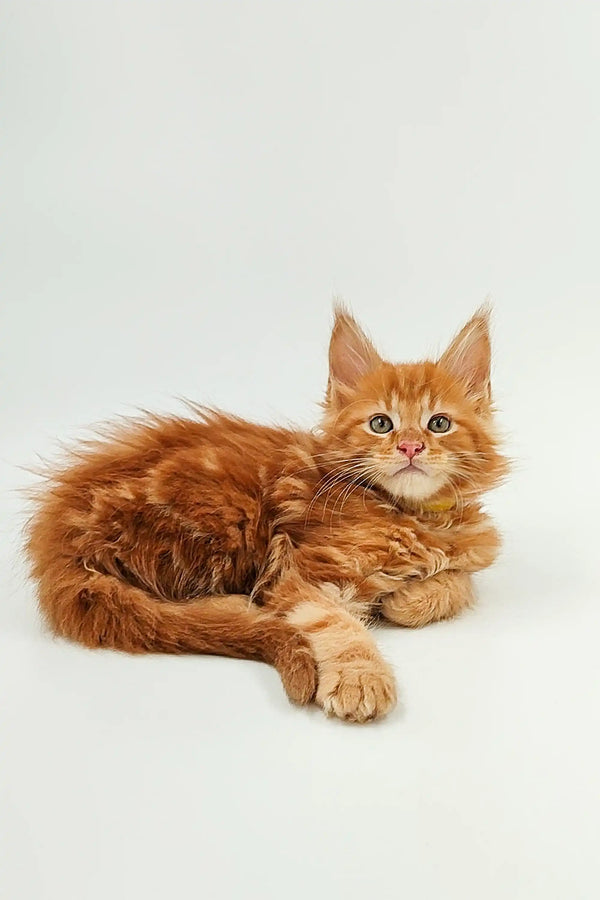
[{"x1": 392, "y1": 463, "x2": 428, "y2": 477}]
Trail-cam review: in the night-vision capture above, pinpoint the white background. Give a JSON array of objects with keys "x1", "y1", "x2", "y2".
[{"x1": 2, "y1": 2, "x2": 599, "y2": 898}]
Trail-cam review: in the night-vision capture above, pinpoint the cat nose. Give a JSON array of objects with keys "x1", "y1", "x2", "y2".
[{"x1": 397, "y1": 441, "x2": 425, "y2": 459}]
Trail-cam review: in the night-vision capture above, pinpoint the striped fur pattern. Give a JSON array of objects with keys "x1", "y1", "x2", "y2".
[{"x1": 26, "y1": 307, "x2": 508, "y2": 722}]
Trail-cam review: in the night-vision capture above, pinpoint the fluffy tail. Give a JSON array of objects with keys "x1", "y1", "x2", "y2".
[{"x1": 32, "y1": 559, "x2": 317, "y2": 705}]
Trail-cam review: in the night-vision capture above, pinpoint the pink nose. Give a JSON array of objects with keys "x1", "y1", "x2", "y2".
[{"x1": 397, "y1": 441, "x2": 425, "y2": 460}]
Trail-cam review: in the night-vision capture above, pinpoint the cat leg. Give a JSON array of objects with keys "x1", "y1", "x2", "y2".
[
  {"x1": 380, "y1": 571, "x2": 474, "y2": 628},
  {"x1": 290, "y1": 598, "x2": 397, "y2": 723},
  {"x1": 195, "y1": 593, "x2": 318, "y2": 704},
  {"x1": 267, "y1": 573, "x2": 396, "y2": 723}
]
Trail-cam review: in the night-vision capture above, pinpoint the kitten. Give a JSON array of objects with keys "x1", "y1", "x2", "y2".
[{"x1": 26, "y1": 306, "x2": 507, "y2": 722}]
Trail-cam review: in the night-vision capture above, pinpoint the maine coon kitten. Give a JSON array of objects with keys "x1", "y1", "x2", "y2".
[{"x1": 26, "y1": 307, "x2": 507, "y2": 723}]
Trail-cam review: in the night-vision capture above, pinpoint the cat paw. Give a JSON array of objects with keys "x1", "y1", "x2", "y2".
[
  {"x1": 317, "y1": 661, "x2": 397, "y2": 723},
  {"x1": 451, "y1": 524, "x2": 501, "y2": 572},
  {"x1": 276, "y1": 633, "x2": 318, "y2": 705},
  {"x1": 381, "y1": 571, "x2": 474, "y2": 627}
]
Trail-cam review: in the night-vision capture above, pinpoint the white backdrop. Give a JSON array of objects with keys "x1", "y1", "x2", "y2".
[{"x1": 2, "y1": 2, "x2": 599, "y2": 899}]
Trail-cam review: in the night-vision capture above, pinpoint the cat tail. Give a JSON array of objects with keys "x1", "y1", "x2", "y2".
[{"x1": 32, "y1": 558, "x2": 317, "y2": 705}]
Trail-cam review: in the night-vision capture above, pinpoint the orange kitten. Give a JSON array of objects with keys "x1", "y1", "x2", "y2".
[{"x1": 26, "y1": 306, "x2": 507, "y2": 722}]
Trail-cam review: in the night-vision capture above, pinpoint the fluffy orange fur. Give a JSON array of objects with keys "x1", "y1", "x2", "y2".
[{"x1": 26, "y1": 306, "x2": 508, "y2": 722}]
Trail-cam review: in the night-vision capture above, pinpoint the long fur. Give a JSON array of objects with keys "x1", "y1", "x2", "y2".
[{"x1": 25, "y1": 308, "x2": 508, "y2": 722}]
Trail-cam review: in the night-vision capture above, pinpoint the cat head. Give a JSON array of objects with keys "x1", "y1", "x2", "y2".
[{"x1": 319, "y1": 305, "x2": 508, "y2": 508}]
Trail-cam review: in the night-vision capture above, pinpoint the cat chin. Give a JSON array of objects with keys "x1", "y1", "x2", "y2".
[{"x1": 379, "y1": 471, "x2": 447, "y2": 502}]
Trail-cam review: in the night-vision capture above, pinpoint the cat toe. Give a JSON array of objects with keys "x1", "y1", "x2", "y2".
[{"x1": 318, "y1": 661, "x2": 397, "y2": 723}]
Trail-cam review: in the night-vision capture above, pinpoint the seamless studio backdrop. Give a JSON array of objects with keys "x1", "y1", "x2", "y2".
[{"x1": 1, "y1": 3, "x2": 599, "y2": 899}]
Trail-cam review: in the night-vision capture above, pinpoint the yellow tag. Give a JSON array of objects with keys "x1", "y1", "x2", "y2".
[{"x1": 421, "y1": 497, "x2": 455, "y2": 513}]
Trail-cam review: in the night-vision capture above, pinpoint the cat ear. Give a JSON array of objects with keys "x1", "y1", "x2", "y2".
[
  {"x1": 439, "y1": 306, "x2": 492, "y2": 402},
  {"x1": 327, "y1": 305, "x2": 382, "y2": 400}
]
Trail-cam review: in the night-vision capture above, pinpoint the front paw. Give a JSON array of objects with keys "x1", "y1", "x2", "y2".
[
  {"x1": 316, "y1": 660, "x2": 397, "y2": 723},
  {"x1": 390, "y1": 528, "x2": 450, "y2": 580},
  {"x1": 381, "y1": 571, "x2": 474, "y2": 627},
  {"x1": 452, "y1": 525, "x2": 501, "y2": 572}
]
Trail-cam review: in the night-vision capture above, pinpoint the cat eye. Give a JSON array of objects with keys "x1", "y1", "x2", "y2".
[
  {"x1": 427, "y1": 414, "x2": 452, "y2": 434},
  {"x1": 369, "y1": 414, "x2": 394, "y2": 434}
]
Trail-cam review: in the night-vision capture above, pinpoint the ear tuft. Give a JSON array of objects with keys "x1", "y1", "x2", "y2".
[
  {"x1": 327, "y1": 303, "x2": 382, "y2": 401},
  {"x1": 439, "y1": 307, "x2": 492, "y2": 402}
]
